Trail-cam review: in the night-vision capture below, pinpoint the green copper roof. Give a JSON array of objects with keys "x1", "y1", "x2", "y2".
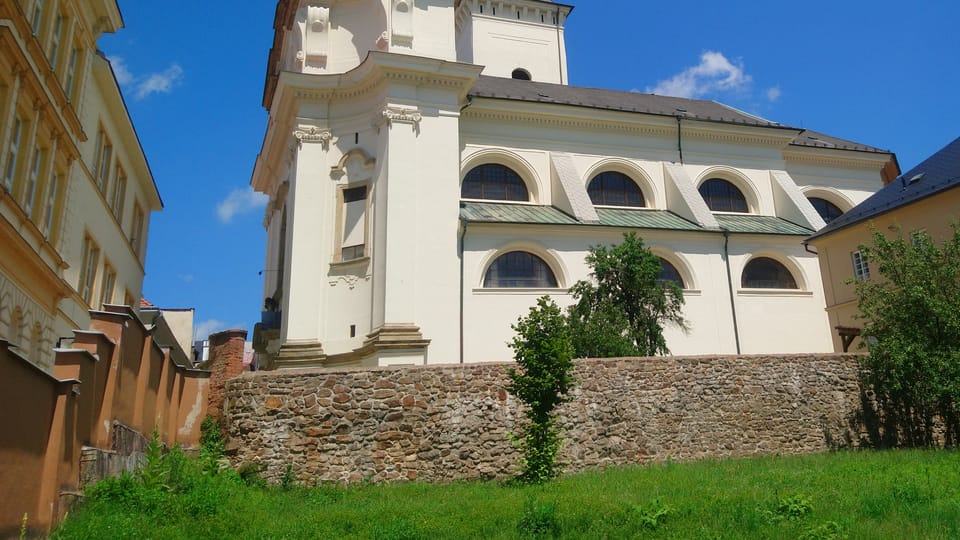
[
  {"x1": 596, "y1": 208, "x2": 701, "y2": 230},
  {"x1": 715, "y1": 214, "x2": 813, "y2": 236},
  {"x1": 460, "y1": 202, "x2": 813, "y2": 236}
]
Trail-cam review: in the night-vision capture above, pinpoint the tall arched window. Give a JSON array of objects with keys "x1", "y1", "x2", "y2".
[
  {"x1": 741, "y1": 257, "x2": 798, "y2": 289},
  {"x1": 461, "y1": 164, "x2": 529, "y2": 202},
  {"x1": 657, "y1": 258, "x2": 685, "y2": 288},
  {"x1": 699, "y1": 178, "x2": 748, "y2": 213},
  {"x1": 483, "y1": 251, "x2": 557, "y2": 288},
  {"x1": 808, "y1": 197, "x2": 844, "y2": 223},
  {"x1": 587, "y1": 171, "x2": 645, "y2": 207}
]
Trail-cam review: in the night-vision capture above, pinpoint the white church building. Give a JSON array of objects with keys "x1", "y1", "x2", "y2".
[{"x1": 250, "y1": 0, "x2": 897, "y2": 368}]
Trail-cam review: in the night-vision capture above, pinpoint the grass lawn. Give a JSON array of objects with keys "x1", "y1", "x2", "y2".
[{"x1": 53, "y1": 449, "x2": 960, "y2": 539}]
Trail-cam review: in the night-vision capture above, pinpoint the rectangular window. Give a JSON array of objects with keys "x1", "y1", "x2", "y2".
[
  {"x1": 110, "y1": 167, "x2": 126, "y2": 220},
  {"x1": 852, "y1": 250, "x2": 870, "y2": 281},
  {"x1": 131, "y1": 202, "x2": 144, "y2": 258},
  {"x1": 48, "y1": 14, "x2": 63, "y2": 68},
  {"x1": 340, "y1": 185, "x2": 367, "y2": 261},
  {"x1": 94, "y1": 129, "x2": 112, "y2": 193},
  {"x1": 100, "y1": 263, "x2": 116, "y2": 308},
  {"x1": 79, "y1": 235, "x2": 100, "y2": 305},
  {"x1": 31, "y1": 0, "x2": 44, "y2": 35},
  {"x1": 64, "y1": 47, "x2": 78, "y2": 98},
  {"x1": 3, "y1": 117, "x2": 22, "y2": 191},
  {"x1": 43, "y1": 172, "x2": 59, "y2": 238},
  {"x1": 24, "y1": 147, "x2": 42, "y2": 218}
]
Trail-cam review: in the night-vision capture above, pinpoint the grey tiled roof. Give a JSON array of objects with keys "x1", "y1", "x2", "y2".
[
  {"x1": 468, "y1": 76, "x2": 890, "y2": 155},
  {"x1": 808, "y1": 136, "x2": 960, "y2": 241},
  {"x1": 461, "y1": 202, "x2": 813, "y2": 236}
]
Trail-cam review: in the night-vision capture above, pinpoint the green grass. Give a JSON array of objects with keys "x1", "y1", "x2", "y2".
[{"x1": 53, "y1": 450, "x2": 960, "y2": 539}]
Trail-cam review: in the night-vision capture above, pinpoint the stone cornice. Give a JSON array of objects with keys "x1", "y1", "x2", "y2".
[
  {"x1": 783, "y1": 146, "x2": 891, "y2": 172},
  {"x1": 463, "y1": 103, "x2": 677, "y2": 138}
]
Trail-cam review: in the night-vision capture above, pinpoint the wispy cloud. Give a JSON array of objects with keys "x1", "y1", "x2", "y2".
[
  {"x1": 646, "y1": 51, "x2": 752, "y2": 99},
  {"x1": 107, "y1": 56, "x2": 184, "y2": 101},
  {"x1": 135, "y1": 64, "x2": 184, "y2": 100},
  {"x1": 107, "y1": 55, "x2": 135, "y2": 85},
  {"x1": 178, "y1": 274, "x2": 195, "y2": 284},
  {"x1": 216, "y1": 187, "x2": 268, "y2": 224},
  {"x1": 766, "y1": 86, "x2": 782, "y2": 102},
  {"x1": 194, "y1": 319, "x2": 228, "y2": 341}
]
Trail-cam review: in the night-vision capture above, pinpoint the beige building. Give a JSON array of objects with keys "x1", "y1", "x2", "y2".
[
  {"x1": 251, "y1": 0, "x2": 897, "y2": 368},
  {"x1": 0, "y1": 0, "x2": 161, "y2": 372},
  {"x1": 807, "y1": 136, "x2": 960, "y2": 352}
]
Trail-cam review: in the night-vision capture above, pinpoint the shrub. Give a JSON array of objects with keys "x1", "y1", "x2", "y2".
[
  {"x1": 507, "y1": 297, "x2": 575, "y2": 483},
  {"x1": 517, "y1": 499, "x2": 561, "y2": 539}
]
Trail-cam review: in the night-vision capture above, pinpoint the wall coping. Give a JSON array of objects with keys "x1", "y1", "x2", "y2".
[{"x1": 231, "y1": 353, "x2": 866, "y2": 381}]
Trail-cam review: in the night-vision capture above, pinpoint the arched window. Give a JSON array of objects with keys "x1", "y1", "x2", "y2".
[
  {"x1": 587, "y1": 171, "x2": 645, "y2": 207},
  {"x1": 699, "y1": 178, "x2": 748, "y2": 213},
  {"x1": 657, "y1": 258, "x2": 685, "y2": 288},
  {"x1": 511, "y1": 68, "x2": 531, "y2": 81},
  {"x1": 462, "y1": 164, "x2": 529, "y2": 202},
  {"x1": 808, "y1": 197, "x2": 844, "y2": 223},
  {"x1": 483, "y1": 251, "x2": 557, "y2": 288},
  {"x1": 741, "y1": 257, "x2": 798, "y2": 289}
]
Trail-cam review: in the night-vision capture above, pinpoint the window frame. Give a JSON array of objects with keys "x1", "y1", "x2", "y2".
[
  {"x1": 587, "y1": 171, "x2": 646, "y2": 208},
  {"x1": 461, "y1": 163, "x2": 530, "y2": 203},
  {"x1": 99, "y1": 262, "x2": 116, "y2": 309},
  {"x1": 333, "y1": 182, "x2": 371, "y2": 264},
  {"x1": 699, "y1": 178, "x2": 750, "y2": 213},
  {"x1": 482, "y1": 250, "x2": 559, "y2": 289},
  {"x1": 79, "y1": 234, "x2": 100, "y2": 305},
  {"x1": 852, "y1": 250, "x2": 870, "y2": 281},
  {"x1": 740, "y1": 256, "x2": 799, "y2": 290},
  {"x1": 130, "y1": 201, "x2": 145, "y2": 260},
  {"x1": 808, "y1": 197, "x2": 844, "y2": 223},
  {"x1": 3, "y1": 116, "x2": 23, "y2": 191}
]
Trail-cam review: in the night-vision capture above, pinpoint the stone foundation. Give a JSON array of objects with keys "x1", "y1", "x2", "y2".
[{"x1": 223, "y1": 354, "x2": 867, "y2": 484}]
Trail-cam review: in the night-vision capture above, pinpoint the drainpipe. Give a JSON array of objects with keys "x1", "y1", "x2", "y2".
[
  {"x1": 459, "y1": 218, "x2": 468, "y2": 364},
  {"x1": 721, "y1": 228, "x2": 742, "y2": 354}
]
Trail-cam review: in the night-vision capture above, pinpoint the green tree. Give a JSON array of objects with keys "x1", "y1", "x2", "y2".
[
  {"x1": 508, "y1": 296, "x2": 576, "y2": 483},
  {"x1": 567, "y1": 232, "x2": 686, "y2": 358},
  {"x1": 855, "y1": 225, "x2": 960, "y2": 446}
]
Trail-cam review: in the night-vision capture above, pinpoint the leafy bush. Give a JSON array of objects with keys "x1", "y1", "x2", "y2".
[
  {"x1": 507, "y1": 297, "x2": 575, "y2": 483},
  {"x1": 854, "y1": 225, "x2": 960, "y2": 446},
  {"x1": 633, "y1": 497, "x2": 672, "y2": 530},
  {"x1": 567, "y1": 232, "x2": 686, "y2": 358},
  {"x1": 763, "y1": 494, "x2": 813, "y2": 523},
  {"x1": 200, "y1": 415, "x2": 227, "y2": 474}
]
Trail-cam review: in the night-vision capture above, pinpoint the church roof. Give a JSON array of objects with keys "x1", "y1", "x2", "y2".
[
  {"x1": 807, "y1": 135, "x2": 960, "y2": 242},
  {"x1": 468, "y1": 76, "x2": 888, "y2": 154},
  {"x1": 461, "y1": 202, "x2": 813, "y2": 236}
]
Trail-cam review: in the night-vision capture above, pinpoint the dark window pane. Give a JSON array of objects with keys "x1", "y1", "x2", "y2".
[
  {"x1": 699, "y1": 178, "x2": 748, "y2": 213},
  {"x1": 483, "y1": 251, "x2": 557, "y2": 288},
  {"x1": 343, "y1": 186, "x2": 366, "y2": 203},
  {"x1": 657, "y1": 258, "x2": 685, "y2": 288},
  {"x1": 462, "y1": 164, "x2": 529, "y2": 202},
  {"x1": 808, "y1": 197, "x2": 844, "y2": 223},
  {"x1": 587, "y1": 171, "x2": 645, "y2": 207},
  {"x1": 741, "y1": 257, "x2": 798, "y2": 289}
]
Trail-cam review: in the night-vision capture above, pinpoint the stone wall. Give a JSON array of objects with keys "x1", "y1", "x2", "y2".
[{"x1": 223, "y1": 354, "x2": 867, "y2": 485}]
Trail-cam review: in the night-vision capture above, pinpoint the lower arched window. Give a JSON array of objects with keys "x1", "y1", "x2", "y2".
[
  {"x1": 808, "y1": 197, "x2": 844, "y2": 223},
  {"x1": 699, "y1": 178, "x2": 748, "y2": 213},
  {"x1": 462, "y1": 164, "x2": 529, "y2": 202},
  {"x1": 741, "y1": 257, "x2": 798, "y2": 289},
  {"x1": 483, "y1": 251, "x2": 557, "y2": 288},
  {"x1": 657, "y1": 258, "x2": 685, "y2": 288}
]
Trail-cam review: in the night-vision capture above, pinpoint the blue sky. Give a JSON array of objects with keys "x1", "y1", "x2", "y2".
[{"x1": 98, "y1": 1, "x2": 960, "y2": 341}]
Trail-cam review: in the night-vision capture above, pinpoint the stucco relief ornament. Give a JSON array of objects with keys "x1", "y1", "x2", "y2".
[
  {"x1": 381, "y1": 106, "x2": 422, "y2": 129},
  {"x1": 293, "y1": 126, "x2": 333, "y2": 148},
  {"x1": 329, "y1": 275, "x2": 371, "y2": 289}
]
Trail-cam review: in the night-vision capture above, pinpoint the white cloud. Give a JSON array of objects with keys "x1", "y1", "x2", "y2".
[
  {"x1": 194, "y1": 319, "x2": 228, "y2": 341},
  {"x1": 646, "y1": 51, "x2": 752, "y2": 99},
  {"x1": 134, "y1": 64, "x2": 184, "y2": 100},
  {"x1": 107, "y1": 56, "x2": 135, "y2": 86},
  {"x1": 766, "y1": 86, "x2": 782, "y2": 102},
  {"x1": 178, "y1": 274, "x2": 195, "y2": 284},
  {"x1": 216, "y1": 187, "x2": 268, "y2": 224}
]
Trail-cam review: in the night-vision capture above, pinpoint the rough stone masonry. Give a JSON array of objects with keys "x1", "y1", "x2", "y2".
[{"x1": 223, "y1": 354, "x2": 866, "y2": 484}]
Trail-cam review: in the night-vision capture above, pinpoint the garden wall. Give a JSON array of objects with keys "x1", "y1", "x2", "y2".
[{"x1": 223, "y1": 354, "x2": 868, "y2": 484}]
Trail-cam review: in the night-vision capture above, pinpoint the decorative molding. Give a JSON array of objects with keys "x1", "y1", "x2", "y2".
[
  {"x1": 380, "y1": 106, "x2": 422, "y2": 129},
  {"x1": 293, "y1": 126, "x2": 333, "y2": 147},
  {"x1": 783, "y1": 149, "x2": 889, "y2": 172},
  {"x1": 328, "y1": 274, "x2": 371, "y2": 290},
  {"x1": 330, "y1": 148, "x2": 376, "y2": 178},
  {"x1": 463, "y1": 108, "x2": 675, "y2": 138}
]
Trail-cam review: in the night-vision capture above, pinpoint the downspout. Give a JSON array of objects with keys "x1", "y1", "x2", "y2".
[
  {"x1": 721, "y1": 228, "x2": 741, "y2": 354},
  {"x1": 676, "y1": 115, "x2": 684, "y2": 164},
  {"x1": 459, "y1": 218, "x2": 468, "y2": 364}
]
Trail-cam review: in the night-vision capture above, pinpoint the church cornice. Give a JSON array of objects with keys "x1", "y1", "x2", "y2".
[{"x1": 783, "y1": 147, "x2": 892, "y2": 172}]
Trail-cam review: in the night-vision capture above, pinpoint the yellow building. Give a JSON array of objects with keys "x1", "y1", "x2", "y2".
[
  {"x1": 807, "y1": 136, "x2": 960, "y2": 352},
  {"x1": 0, "y1": 0, "x2": 161, "y2": 371}
]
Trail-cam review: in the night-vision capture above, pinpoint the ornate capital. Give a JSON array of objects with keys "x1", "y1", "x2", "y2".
[
  {"x1": 293, "y1": 126, "x2": 333, "y2": 148},
  {"x1": 380, "y1": 106, "x2": 422, "y2": 129}
]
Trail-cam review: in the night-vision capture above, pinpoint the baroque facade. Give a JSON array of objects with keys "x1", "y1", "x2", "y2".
[
  {"x1": 0, "y1": 0, "x2": 161, "y2": 371},
  {"x1": 252, "y1": 0, "x2": 897, "y2": 368}
]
